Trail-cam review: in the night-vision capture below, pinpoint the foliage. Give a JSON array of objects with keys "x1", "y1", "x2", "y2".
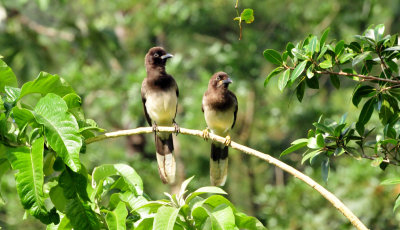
[
  {"x1": 0, "y1": 60, "x2": 265, "y2": 229},
  {"x1": 264, "y1": 25, "x2": 400, "y2": 204}
]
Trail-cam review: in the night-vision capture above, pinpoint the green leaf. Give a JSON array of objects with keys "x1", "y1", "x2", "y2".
[
  {"x1": 286, "y1": 42, "x2": 295, "y2": 58},
  {"x1": 185, "y1": 186, "x2": 227, "y2": 204},
  {"x1": 240, "y1": 9, "x2": 254, "y2": 24},
  {"x1": 59, "y1": 167, "x2": 90, "y2": 201},
  {"x1": 63, "y1": 93, "x2": 82, "y2": 109},
  {"x1": 12, "y1": 107, "x2": 36, "y2": 130},
  {"x1": 49, "y1": 185, "x2": 68, "y2": 213},
  {"x1": 308, "y1": 36, "x2": 319, "y2": 54},
  {"x1": 152, "y1": 206, "x2": 180, "y2": 230},
  {"x1": 210, "y1": 204, "x2": 236, "y2": 230},
  {"x1": 264, "y1": 67, "x2": 284, "y2": 86},
  {"x1": 305, "y1": 76, "x2": 319, "y2": 89},
  {"x1": 296, "y1": 80, "x2": 306, "y2": 102},
  {"x1": 263, "y1": 49, "x2": 283, "y2": 66},
  {"x1": 19, "y1": 72, "x2": 74, "y2": 100},
  {"x1": 34, "y1": 93, "x2": 82, "y2": 172},
  {"x1": 0, "y1": 59, "x2": 18, "y2": 93},
  {"x1": 379, "y1": 100, "x2": 395, "y2": 125},
  {"x1": 92, "y1": 164, "x2": 143, "y2": 195},
  {"x1": 381, "y1": 178, "x2": 400, "y2": 185},
  {"x1": 7, "y1": 137, "x2": 57, "y2": 224},
  {"x1": 106, "y1": 202, "x2": 128, "y2": 230},
  {"x1": 280, "y1": 140, "x2": 308, "y2": 157},
  {"x1": 329, "y1": 75, "x2": 340, "y2": 89},
  {"x1": 65, "y1": 198, "x2": 100, "y2": 230},
  {"x1": 178, "y1": 176, "x2": 194, "y2": 205},
  {"x1": 352, "y1": 51, "x2": 372, "y2": 66},
  {"x1": 374, "y1": 24, "x2": 385, "y2": 42},
  {"x1": 320, "y1": 28, "x2": 330, "y2": 47},
  {"x1": 386, "y1": 60, "x2": 399, "y2": 73},
  {"x1": 352, "y1": 85, "x2": 376, "y2": 107},
  {"x1": 339, "y1": 53, "x2": 355, "y2": 64},
  {"x1": 334, "y1": 40, "x2": 345, "y2": 56},
  {"x1": 278, "y1": 69, "x2": 290, "y2": 92},
  {"x1": 313, "y1": 122, "x2": 334, "y2": 134},
  {"x1": 358, "y1": 98, "x2": 376, "y2": 125},
  {"x1": 136, "y1": 218, "x2": 154, "y2": 230},
  {"x1": 235, "y1": 212, "x2": 266, "y2": 230},
  {"x1": 301, "y1": 150, "x2": 322, "y2": 164},
  {"x1": 291, "y1": 48, "x2": 309, "y2": 60},
  {"x1": 319, "y1": 58, "x2": 332, "y2": 69},
  {"x1": 291, "y1": 60, "x2": 307, "y2": 81},
  {"x1": 321, "y1": 158, "x2": 330, "y2": 183},
  {"x1": 316, "y1": 133, "x2": 325, "y2": 147}
]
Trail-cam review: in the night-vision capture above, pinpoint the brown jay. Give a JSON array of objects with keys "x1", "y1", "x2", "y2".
[
  {"x1": 141, "y1": 47, "x2": 178, "y2": 184},
  {"x1": 202, "y1": 72, "x2": 237, "y2": 186}
]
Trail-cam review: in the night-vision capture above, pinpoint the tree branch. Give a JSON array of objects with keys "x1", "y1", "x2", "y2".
[{"x1": 86, "y1": 126, "x2": 369, "y2": 230}]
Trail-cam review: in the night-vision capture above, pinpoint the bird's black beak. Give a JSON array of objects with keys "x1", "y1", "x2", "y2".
[
  {"x1": 161, "y1": 53, "x2": 173, "y2": 60},
  {"x1": 222, "y1": 78, "x2": 233, "y2": 85}
]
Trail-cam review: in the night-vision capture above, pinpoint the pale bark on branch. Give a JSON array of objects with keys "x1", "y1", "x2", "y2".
[{"x1": 86, "y1": 126, "x2": 369, "y2": 230}]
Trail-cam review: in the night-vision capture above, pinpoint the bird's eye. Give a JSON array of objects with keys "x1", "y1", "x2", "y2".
[
  {"x1": 154, "y1": 53, "x2": 159, "y2": 57},
  {"x1": 216, "y1": 76, "x2": 221, "y2": 81}
]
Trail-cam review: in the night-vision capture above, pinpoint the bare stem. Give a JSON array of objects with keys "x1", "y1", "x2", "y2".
[{"x1": 86, "y1": 126, "x2": 369, "y2": 230}]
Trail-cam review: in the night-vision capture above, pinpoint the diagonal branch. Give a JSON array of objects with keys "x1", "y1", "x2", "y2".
[{"x1": 86, "y1": 126, "x2": 369, "y2": 230}]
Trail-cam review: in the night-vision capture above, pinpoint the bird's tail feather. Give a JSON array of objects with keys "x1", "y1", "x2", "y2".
[
  {"x1": 210, "y1": 143, "x2": 228, "y2": 186},
  {"x1": 155, "y1": 134, "x2": 176, "y2": 184}
]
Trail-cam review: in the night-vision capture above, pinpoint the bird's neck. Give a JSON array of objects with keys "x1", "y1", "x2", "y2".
[{"x1": 146, "y1": 65, "x2": 166, "y2": 76}]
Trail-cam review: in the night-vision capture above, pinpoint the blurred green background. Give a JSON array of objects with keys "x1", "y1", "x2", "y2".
[{"x1": 1, "y1": 0, "x2": 400, "y2": 229}]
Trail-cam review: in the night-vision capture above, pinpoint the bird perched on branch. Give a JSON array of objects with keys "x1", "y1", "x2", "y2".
[
  {"x1": 202, "y1": 72, "x2": 238, "y2": 186},
  {"x1": 141, "y1": 47, "x2": 179, "y2": 184}
]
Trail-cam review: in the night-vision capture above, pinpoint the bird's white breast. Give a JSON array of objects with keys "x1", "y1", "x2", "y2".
[
  {"x1": 145, "y1": 89, "x2": 177, "y2": 125},
  {"x1": 203, "y1": 104, "x2": 235, "y2": 136}
]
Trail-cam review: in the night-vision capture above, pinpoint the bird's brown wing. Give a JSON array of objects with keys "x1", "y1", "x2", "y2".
[
  {"x1": 230, "y1": 91, "x2": 238, "y2": 129},
  {"x1": 141, "y1": 80, "x2": 152, "y2": 126}
]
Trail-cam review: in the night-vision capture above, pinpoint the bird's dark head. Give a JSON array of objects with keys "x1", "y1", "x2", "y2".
[
  {"x1": 209, "y1": 72, "x2": 233, "y2": 90},
  {"x1": 145, "y1": 47, "x2": 173, "y2": 68}
]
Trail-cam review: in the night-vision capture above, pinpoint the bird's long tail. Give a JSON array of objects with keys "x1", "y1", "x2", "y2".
[
  {"x1": 155, "y1": 133, "x2": 176, "y2": 184},
  {"x1": 210, "y1": 143, "x2": 229, "y2": 186}
]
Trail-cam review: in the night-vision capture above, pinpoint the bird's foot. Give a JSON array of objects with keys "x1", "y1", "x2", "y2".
[
  {"x1": 152, "y1": 123, "x2": 159, "y2": 133},
  {"x1": 223, "y1": 135, "x2": 231, "y2": 146},
  {"x1": 202, "y1": 128, "x2": 210, "y2": 141},
  {"x1": 173, "y1": 121, "x2": 180, "y2": 136}
]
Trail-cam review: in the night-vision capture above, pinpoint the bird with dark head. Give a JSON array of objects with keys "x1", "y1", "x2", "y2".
[
  {"x1": 141, "y1": 47, "x2": 178, "y2": 184},
  {"x1": 202, "y1": 71, "x2": 238, "y2": 186}
]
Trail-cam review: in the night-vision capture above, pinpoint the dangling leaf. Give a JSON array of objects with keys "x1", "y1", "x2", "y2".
[
  {"x1": 7, "y1": 137, "x2": 58, "y2": 224},
  {"x1": 105, "y1": 202, "x2": 128, "y2": 230},
  {"x1": 0, "y1": 59, "x2": 18, "y2": 93},
  {"x1": 65, "y1": 198, "x2": 100, "y2": 230}
]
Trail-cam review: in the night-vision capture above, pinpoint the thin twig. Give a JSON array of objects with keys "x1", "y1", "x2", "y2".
[
  {"x1": 86, "y1": 126, "x2": 369, "y2": 230},
  {"x1": 285, "y1": 65, "x2": 400, "y2": 84}
]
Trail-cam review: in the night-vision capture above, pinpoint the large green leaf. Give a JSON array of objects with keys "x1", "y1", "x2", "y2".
[
  {"x1": 65, "y1": 198, "x2": 100, "y2": 230},
  {"x1": 34, "y1": 93, "x2": 82, "y2": 172},
  {"x1": 7, "y1": 137, "x2": 57, "y2": 224},
  {"x1": 210, "y1": 204, "x2": 236, "y2": 230},
  {"x1": 185, "y1": 186, "x2": 227, "y2": 204},
  {"x1": 19, "y1": 72, "x2": 74, "y2": 100},
  {"x1": 263, "y1": 49, "x2": 283, "y2": 66},
  {"x1": 358, "y1": 97, "x2": 376, "y2": 125},
  {"x1": 152, "y1": 206, "x2": 180, "y2": 230},
  {"x1": 59, "y1": 167, "x2": 90, "y2": 201},
  {"x1": 92, "y1": 164, "x2": 143, "y2": 195},
  {"x1": 235, "y1": 212, "x2": 266, "y2": 230},
  {"x1": 12, "y1": 107, "x2": 36, "y2": 130},
  {"x1": 352, "y1": 85, "x2": 375, "y2": 107},
  {"x1": 106, "y1": 202, "x2": 128, "y2": 230},
  {"x1": 50, "y1": 185, "x2": 68, "y2": 213},
  {"x1": 290, "y1": 60, "x2": 307, "y2": 81},
  {"x1": 278, "y1": 69, "x2": 290, "y2": 92},
  {"x1": 0, "y1": 59, "x2": 18, "y2": 93},
  {"x1": 280, "y1": 139, "x2": 308, "y2": 157}
]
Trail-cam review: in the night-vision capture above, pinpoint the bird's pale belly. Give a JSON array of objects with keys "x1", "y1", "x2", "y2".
[
  {"x1": 204, "y1": 108, "x2": 234, "y2": 136},
  {"x1": 146, "y1": 90, "x2": 177, "y2": 125}
]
